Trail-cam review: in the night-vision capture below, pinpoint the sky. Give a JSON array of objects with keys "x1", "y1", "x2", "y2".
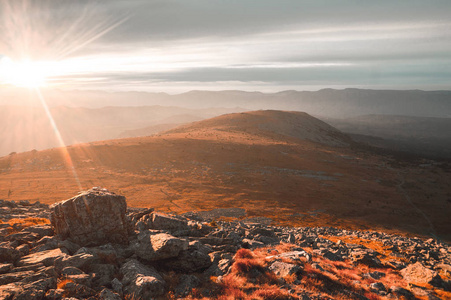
[{"x1": 0, "y1": 0, "x2": 450, "y2": 93}]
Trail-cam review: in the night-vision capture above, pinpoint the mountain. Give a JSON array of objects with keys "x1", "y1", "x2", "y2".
[
  {"x1": 325, "y1": 115, "x2": 451, "y2": 159},
  {"x1": 2, "y1": 88, "x2": 451, "y2": 117},
  {"x1": 165, "y1": 110, "x2": 353, "y2": 147},
  {"x1": 1, "y1": 110, "x2": 449, "y2": 241}
]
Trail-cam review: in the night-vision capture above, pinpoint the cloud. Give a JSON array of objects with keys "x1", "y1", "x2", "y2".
[{"x1": 1, "y1": 0, "x2": 450, "y2": 91}]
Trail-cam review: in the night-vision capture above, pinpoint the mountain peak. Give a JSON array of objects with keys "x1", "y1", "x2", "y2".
[{"x1": 165, "y1": 110, "x2": 352, "y2": 147}]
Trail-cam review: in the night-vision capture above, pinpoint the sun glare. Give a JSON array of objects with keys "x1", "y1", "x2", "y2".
[{"x1": 0, "y1": 57, "x2": 48, "y2": 88}]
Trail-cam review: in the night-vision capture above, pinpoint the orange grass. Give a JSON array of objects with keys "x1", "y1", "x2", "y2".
[{"x1": 5, "y1": 217, "x2": 50, "y2": 234}]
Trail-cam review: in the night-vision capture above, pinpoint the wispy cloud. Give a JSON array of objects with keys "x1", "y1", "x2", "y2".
[{"x1": 1, "y1": 0, "x2": 450, "y2": 92}]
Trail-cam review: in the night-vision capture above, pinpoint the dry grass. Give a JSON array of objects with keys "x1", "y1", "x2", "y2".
[
  {"x1": 4, "y1": 217, "x2": 50, "y2": 234},
  {"x1": 56, "y1": 278, "x2": 73, "y2": 290},
  {"x1": 1, "y1": 124, "x2": 449, "y2": 242}
]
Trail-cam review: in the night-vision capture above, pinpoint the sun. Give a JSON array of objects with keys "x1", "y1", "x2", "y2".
[{"x1": 0, "y1": 57, "x2": 48, "y2": 88}]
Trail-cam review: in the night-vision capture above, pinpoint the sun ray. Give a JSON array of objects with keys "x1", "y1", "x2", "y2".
[{"x1": 35, "y1": 88, "x2": 83, "y2": 192}]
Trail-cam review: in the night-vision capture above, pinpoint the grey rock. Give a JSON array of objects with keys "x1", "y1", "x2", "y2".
[
  {"x1": 0, "y1": 244, "x2": 20, "y2": 263},
  {"x1": 111, "y1": 277, "x2": 123, "y2": 295},
  {"x1": 141, "y1": 212, "x2": 189, "y2": 232},
  {"x1": 401, "y1": 262, "x2": 443, "y2": 287},
  {"x1": 13, "y1": 277, "x2": 57, "y2": 300},
  {"x1": 0, "y1": 270, "x2": 35, "y2": 285},
  {"x1": 61, "y1": 266, "x2": 85, "y2": 276},
  {"x1": 242, "y1": 238, "x2": 265, "y2": 249},
  {"x1": 163, "y1": 249, "x2": 212, "y2": 272},
  {"x1": 55, "y1": 253, "x2": 96, "y2": 272},
  {"x1": 367, "y1": 271, "x2": 386, "y2": 280},
  {"x1": 99, "y1": 288, "x2": 122, "y2": 300},
  {"x1": 22, "y1": 224, "x2": 54, "y2": 237},
  {"x1": 12, "y1": 262, "x2": 45, "y2": 272},
  {"x1": 269, "y1": 261, "x2": 302, "y2": 278},
  {"x1": 370, "y1": 282, "x2": 386, "y2": 292},
  {"x1": 17, "y1": 248, "x2": 68, "y2": 267},
  {"x1": 50, "y1": 188, "x2": 128, "y2": 246},
  {"x1": 57, "y1": 239, "x2": 81, "y2": 255},
  {"x1": 63, "y1": 282, "x2": 96, "y2": 298},
  {"x1": 91, "y1": 263, "x2": 116, "y2": 287},
  {"x1": 16, "y1": 243, "x2": 30, "y2": 257},
  {"x1": 0, "y1": 263, "x2": 13, "y2": 274},
  {"x1": 135, "y1": 232, "x2": 188, "y2": 261},
  {"x1": 65, "y1": 274, "x2": 92, "y2": 288},
  {"x1": 45, "y1": 288, "x2": 65, "y2": 300},
  {"x1": 390, "y1": 286, "x2": 414, "y2": 299},
  {"x1": 121, "y1": 259, "x2": 165, "y2": 299},
  {"x1": 175, "y1": 274, "x2": 200, "y2": 297}
]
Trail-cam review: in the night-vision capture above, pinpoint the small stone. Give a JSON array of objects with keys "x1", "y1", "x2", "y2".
[
  {"x1": 99, "y1": 288, "x2": 122, "y2": 300},
  {"x1": 269, "y1": 261, "x2": 302, "y2": 278}
]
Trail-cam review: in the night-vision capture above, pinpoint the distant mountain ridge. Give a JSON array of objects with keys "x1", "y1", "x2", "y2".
[{"x1": 2, "y1": 88, "x2": 450, "y2": 118}]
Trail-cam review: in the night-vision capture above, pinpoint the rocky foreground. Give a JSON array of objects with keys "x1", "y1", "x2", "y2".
[{"x1": 0, "y1": 188, "x2": 450, "y2": 300}]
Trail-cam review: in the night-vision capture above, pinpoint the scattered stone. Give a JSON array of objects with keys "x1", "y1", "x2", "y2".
[
  {"x1": 0, "y1": 190, "x2": 449, "y2": 299},
  {"x1": 163, "y1": 248, "x2": 212, "y2": 272},
  {"x1": 140, "y1": 212, "x2": 189, "y2": 232},
  {"x1": 121, "y1": 259, "x2": 165, "y2": 299},
  {"x1": 390, "y1": 286, "x2": 415, "y2": 299},
  {"x1": 0, "y1": 244, "x2": 20, "y2": 263},
  {"x1": 0, "y1": 263, "x2": 13, "y2": 274},
  {"x1": 135, "y1": 232, "x2": 188, "y2": 261},
  {"x1": 175, "y1": 274, "x2": 200, "y2": 297},
  {"x1": 17, "y1": 248, "x2": 68, "y2": 267},
  {"x1": 269, "y1": 261, "x2": 302, "y2": 278},
  {"x1": 370, "y1": 282, "x2": 386, "y2": 292},
  {"x1": 99, "y1": 288, "x2": 122, "y2": 300}
]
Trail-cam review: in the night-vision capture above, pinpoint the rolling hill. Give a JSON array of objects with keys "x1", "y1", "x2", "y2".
[{"x1": 0, "y1": 110, "x2": 449, "y2": 241}]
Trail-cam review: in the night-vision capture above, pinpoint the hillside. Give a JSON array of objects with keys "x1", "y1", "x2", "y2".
[
  {"x1": 0, "y1": 110, "x2": 450, "y2": 241},
  {"x1": 165, "y1": 110, "x2": 353, "y2": 147},
  {"x1": 325, "y1": 115, "x2": 451, "y2": 159}
]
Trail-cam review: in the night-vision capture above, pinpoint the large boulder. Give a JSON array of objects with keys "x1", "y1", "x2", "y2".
[
  {"x1": 49, "y1": 188, "x2": 128, "y2": 246},
  {"x1": 401, "y1": 262, "x2": 443, "y2": 287},
  {"x1": 121, "y1": 259, "x2": 165, "y2": 298}
]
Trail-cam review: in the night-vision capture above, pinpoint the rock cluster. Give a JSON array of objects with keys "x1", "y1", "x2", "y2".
[{"x1": 0, "y1": 189, "x2": 449, "y2": 299}]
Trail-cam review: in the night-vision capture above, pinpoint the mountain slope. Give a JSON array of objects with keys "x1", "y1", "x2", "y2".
[
  {"x1": 165, "y1": 110, "x2": 353, "y2": 147},
  {"x1": 0, "y1": 110, "x2": 449, "y2": 241}
]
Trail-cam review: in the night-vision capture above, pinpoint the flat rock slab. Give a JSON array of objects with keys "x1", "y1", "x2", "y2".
[
  {"x1": 17, "y1": 248, "x2": 67, "y2": 267},
  {"x1": 50, "y1": 188, "x2": 128, "y2": 246}
]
